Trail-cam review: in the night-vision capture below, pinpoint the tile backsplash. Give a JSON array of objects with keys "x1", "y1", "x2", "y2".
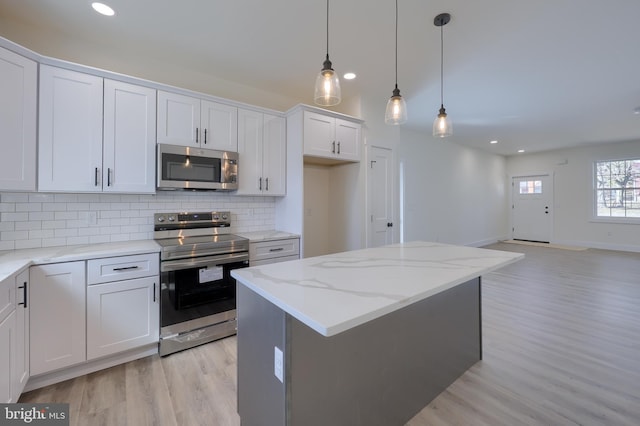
[{"x1": 0, "y1": 191, "x2": 276, "y2": 250}]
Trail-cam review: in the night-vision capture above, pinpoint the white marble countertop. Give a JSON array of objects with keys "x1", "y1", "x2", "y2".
[
  {"x1": 232, "y1": 241, "x2": 524, "y2": 337},
  {"x1": 235, "y1": 230, "x2": 300, "y2": 242},
  {"x1": 0, "y1": 240, "x2": 160, "y2": 282}
]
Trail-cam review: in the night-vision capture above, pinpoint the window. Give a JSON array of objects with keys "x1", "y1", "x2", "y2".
[
  {"x1": 595, "y1": 158, "x2": 640, "y2": 219},
  {"x1": 519, "y1": 179, "x2": 542, "y2": 194}
]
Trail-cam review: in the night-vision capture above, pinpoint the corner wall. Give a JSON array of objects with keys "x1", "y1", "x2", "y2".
[{"x1": 506, "y1": 140, "x2": 640, "y2": 252}]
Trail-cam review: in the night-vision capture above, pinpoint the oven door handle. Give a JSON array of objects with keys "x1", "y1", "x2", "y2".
[{"x1": 161, "y1": 252, "x2": 248, "y2": 272}]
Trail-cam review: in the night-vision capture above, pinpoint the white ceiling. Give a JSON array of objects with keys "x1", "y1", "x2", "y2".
[{"x1": 2, "y1": 0, "x2": 640, "y2": 156}]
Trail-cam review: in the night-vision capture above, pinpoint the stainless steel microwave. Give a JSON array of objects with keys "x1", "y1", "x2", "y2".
[{"x1": 157, "y1": 144, "x2": 238, "y2": 191}]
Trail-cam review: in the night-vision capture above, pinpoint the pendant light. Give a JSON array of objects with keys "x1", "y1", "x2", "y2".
[
  {"x1": 314, "y1": 0, "x2": 341, "y2": 106},
  {"x1": 433, "y1": 13, "x2": 452, "y2": 138},
  {"x1": 385, "y1": 0, "x2": 407, "y2": 125}
]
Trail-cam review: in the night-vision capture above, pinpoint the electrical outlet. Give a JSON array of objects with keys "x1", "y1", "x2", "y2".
[{"x1": 274, "y1": 346, "x2": 284, "y2": 383}]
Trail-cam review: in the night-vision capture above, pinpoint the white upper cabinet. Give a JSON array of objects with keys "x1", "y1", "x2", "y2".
[
  {"x1": 38, "y1": 65, "x2": 103, "y2": 192},
  {"x1": 39, "y1": 66, "x2": 157, "y2": 193},
  {"x1": 103, "y1": 79, "x2": 156, "y2": 193},
  {"x1": 237, "y1": 109, "x2": 286, "y2": 196},
  {"x1": 303, "y1": 110, "x2": 361, "y2": 162},
  {"x1": 0, "y1": 47, "x2": 37, "y2": 191},
  {"x1": 157, "y1": 91, "x2": 238, "y2": 151}
]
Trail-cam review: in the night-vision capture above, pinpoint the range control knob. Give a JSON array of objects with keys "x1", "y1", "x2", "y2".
[
  {"x1": 213, "y1": 215, "x2": 219, "y2": 220},
  {"x1": 157, "y1": 216, "x2": 165, "y2": 222},
  {"x1": 222, "y1": 214, "x2": 228, "y2": 220},
  {"x1": 168, "y1": 215, "x2": 175, "y2": 222}
]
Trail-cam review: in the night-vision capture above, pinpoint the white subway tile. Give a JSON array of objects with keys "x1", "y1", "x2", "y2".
[
  {"x1": 109, "y1": 234, "x2": 130, "y2": 242},
  {"x1": 54, "y1": 194, "x2": 78, "y2": 202},
  {"x1": 55, "y1": 211, "x2": 78, "y2": 220},
  {"x1": 89, "y1": 235, "x2": 111, "y2": 244},
  {"x1": 15, "y1": 239, "x2": 42, "y2": 249},
  {"x1": 29, "y1": 212, "x2": 54, "y2": 221},
  {"x1": 0, "y1": 222, "x2": 14, "y2": 232},
  {"x1": 0, "y1": 240, "x2": 15, "y2": 250},
  {"x1": 16, "y1": 221, "x2": 42, "y2": 231},
  {"x1": 42, "y1": 202, "x2": 68, "y2": 212},
  {"x1": 42, "y1": 220, "x2": 67, "y2": 230},
  {"x1": 66, "y1": 236, "x2": 90, "y2": 245},
  {"x1": 1, "y1": 193, "x2": 29, "y2": 202},
  {"x1": 42, "y1": 238, "x2": 66, "y2": 247},
  {"x1": 54, "y1": 228, "x2": 78, "y2": 238},
  {"x1": 2, "y1": 230, "x2": 29, "y2": 240},
  {"x1": 2, "y1": 212, "x2": 28, "y2": 222},
  {"x1": 67, "y1": 203, "x2": 90, "y2": 211},
  {"x1": 29, "y1": 193, "x2": 55, "y2": 203},
  {"x1": 78, "y1": 227, "x2": 101, "y2": 236},
  {"x1": 0, "y1": 203, "x2": 15, "y2": 212},
  {"x1": 100, "y1": 210, "x2": 121, "y2": 219},
  {"x1": 29, "y1": 229, "x2": 55, "y2": 239}
]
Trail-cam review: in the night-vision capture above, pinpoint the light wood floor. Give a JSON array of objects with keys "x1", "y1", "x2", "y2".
[{"x1": 20, "y1": 243, "x2": 640, "y2": 425}]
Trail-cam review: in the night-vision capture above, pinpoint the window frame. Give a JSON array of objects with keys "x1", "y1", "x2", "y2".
[{"x1": 592, "y1": 157, "x2": 640, "y2": 224}]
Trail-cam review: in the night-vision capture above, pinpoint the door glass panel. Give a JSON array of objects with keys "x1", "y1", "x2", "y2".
[{"x1": 519, "y1": 180, "x2": 542, "y2": 194}]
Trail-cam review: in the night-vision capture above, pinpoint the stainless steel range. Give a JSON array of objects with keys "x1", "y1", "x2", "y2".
[{"x1": 154, "y1": 211, "x2": 249, "y2": 356}]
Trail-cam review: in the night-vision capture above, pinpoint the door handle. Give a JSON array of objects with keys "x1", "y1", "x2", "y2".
[
  {"x1": 107, "y1": 168, "x2": 112, "y2": 186},
  {"x1": 337, "y1": 141, "x2": 341, "y2": 154},
  {"x1": 153, "y1": 282, "x2": 156, "y2": 302},
  {"x1": 95, "y1": 167, "x2": 100, "y2": 186},
  {"x1": 265, "y1": 177, "x2": 269, "y2": 191},
  {"x1": 196, "y1": 127, "x2": 199, "y2": 144},
  {"x1": 259, "y1": 177, "x2": 262, "y2": 191},
  {"x1": 204, "y1": 128, "x2": 207, "y2": 144},
  {"x1": 332, "y1": 141, "x2": 336, "y2": 153}
]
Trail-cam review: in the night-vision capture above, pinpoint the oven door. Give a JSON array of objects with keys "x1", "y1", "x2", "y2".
[{"x1": 160, "y1": 252, "x2": 248, "y2": 336}]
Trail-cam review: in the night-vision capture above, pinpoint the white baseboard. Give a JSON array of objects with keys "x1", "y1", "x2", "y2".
[
  {"x1": 552, "y1": 239, "x2": 640, "y2": 253},
  {"x1": 465, "y1": 235, "x2": 509, "y2": 248}
]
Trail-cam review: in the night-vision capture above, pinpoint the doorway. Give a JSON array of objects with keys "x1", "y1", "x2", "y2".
[
  {"x1": 367, "y1": 146, "x2": 394, "y2": 247},
  {"x1": 511, "y1": 174, "x2": 553, "y2": 243}
]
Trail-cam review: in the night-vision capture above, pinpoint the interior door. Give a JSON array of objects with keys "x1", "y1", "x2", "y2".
[
  {"x1": 368, "y1": 146, "x2": 394, "y2": 247},
  {"x1": 512, "y1": 175, "x2": 553, "y2": 242}
]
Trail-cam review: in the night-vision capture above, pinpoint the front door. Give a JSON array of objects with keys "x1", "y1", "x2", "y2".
[
  {"x1": 368, "y1": 146, "x2": 394, "y2": 247},
  {"x1": 512, "y1": 174, "x2": 553, "y2": 242}
]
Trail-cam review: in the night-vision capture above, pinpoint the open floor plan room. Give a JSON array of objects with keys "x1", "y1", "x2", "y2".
[{"x1": 19, "y1": 243, "x2": 640, "y2": 426}]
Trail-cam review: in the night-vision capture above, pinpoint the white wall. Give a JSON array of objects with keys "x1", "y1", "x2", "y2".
[
  {"x1": 0, "y1": 192, "x2": 275, "y2": 250},
  {"x1": 398, "y1": 129, "x2": 509, "y2": 246},
  {"x1": 506, "y1": 140, "x2": 640, "y2": 252}
]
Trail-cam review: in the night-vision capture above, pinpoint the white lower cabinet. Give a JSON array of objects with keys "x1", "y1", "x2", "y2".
[
  {"x1": 13, "y1": 270, "x2": 29, "y2": 400},
  {"x1": 87, "y1": 276, "x2": 158, "y2": 360},
  {"x1": 249, "y1": 238, "x2": 300, "y2": 266},
  {"x1": 29, "y1": 262, "x2": 86, "y2": 376}
]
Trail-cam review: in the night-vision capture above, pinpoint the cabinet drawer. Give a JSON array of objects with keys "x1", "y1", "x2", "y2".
[
  {"x1": 249, "y1": 238, "x2": 300, "y2": 263},
  {"x1": 87, "y1": 253, "x2": 159, "y2": 285},
  {"x1": 251, "y1": 254, "x2": 300, "y2": 267}
]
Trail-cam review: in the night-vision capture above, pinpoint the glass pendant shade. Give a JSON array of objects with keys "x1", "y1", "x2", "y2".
[
  {"x1": 314, "y1": 55, "x2": 341, "y2": 106},
  {"x1": 433, "y1": 105, "x2": 452, "y2": 137},
  {"x1": 385, "y1": 86, "x2": 407, "y2": 125}
]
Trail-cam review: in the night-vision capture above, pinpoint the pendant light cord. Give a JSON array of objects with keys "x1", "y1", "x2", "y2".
[
  {"x1": 439, "y1": 22, "x2": 444, "y2": 107},
  {"x1": 326, "y1": 0, "x2": 330, "y2": 56},
  {"x1": 394, "y1": 0, "x2": 398, "y2": 87}
]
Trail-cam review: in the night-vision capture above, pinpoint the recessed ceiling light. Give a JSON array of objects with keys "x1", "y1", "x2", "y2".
[
  {"x1": 517, "y1": 149, "x2": 525, "y2": 153},
  {"x1": 343, "y1": 72, "x2": 356, "y2": 80},
  {"x1": 490, "y1": 140, "x2": 498, "y2": 144},
  {"x1": 634, "y1": 106, "x2": 640, "y2": 115},
  {"x1": 92, "y1": 2, "x2": 115, "y2": 16}
]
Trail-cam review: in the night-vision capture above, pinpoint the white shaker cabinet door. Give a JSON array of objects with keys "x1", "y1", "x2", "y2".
[
  {"x1": 263, "y1": 114, "x2": 286, "y2": 196},
  {"x1": 201, "y1": 100, "x2": 238, "y2": 152},
  {"x1": 87, "y1": 276, "x2": 159, "y2": 360},
  {"x1": 38, "y1": 65, "x2": 103, "y2": 192},
  {"x1": 30, "y1": 262, "x2": 86, "y2": 376},
  {"x1": 157, "y1": 91, "x2": 200, "y2": 147},
  {"x1": 237, "y1": 109, "x2": 264, "y2": 195},
  {"x1": 334, "y1": 118, "x2": 361, "y2": 162},
  {"x1": 303, "y1": 111, "x2": 335, "y2": 158},
  {"x1": 13, "y1": 269, "x2": 28, "y2": 401},
  {"x1": 103, "y1": 79, "x2": 156, "y2": 193},
  {"x1": 0, "y1": 47, "x2": 37, "y2": 191}
]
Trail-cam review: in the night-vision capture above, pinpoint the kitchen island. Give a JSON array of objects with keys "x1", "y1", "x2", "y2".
[{"x1": 231, "y1": 241, "x2": 523, "y2": 426}]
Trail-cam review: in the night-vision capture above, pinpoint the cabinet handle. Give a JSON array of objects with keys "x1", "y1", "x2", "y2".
[
  {"x1": 17, "y1": 281, "x2": 27, "y2": 308},
  {"x1": 269, "y1": 247, "x2": 284, "y2": 252},
  {"x1": 112, "y1": 266, "x2": 139, "y2": 271},
  {"x1": 95, "y1": 167, "x2": 100, "y2": 186},
  {"x1": 204, "y1": 128, "x2": 207, "y2": 144},
  {"x1": 337, "y1": 141, "x2": 341, "y2": 154},
  {"x1": 265, "y1": 177, "x2": 269, "y2": 191},
  {"x1": 332, "y1": 141, "x2": 336, "y2": 153},
  {"x1": 196, "y1": 127, "x2": 199, "y2": 144},
  {"x1": 259, "y1": 177, "x2": 262, "y2": 191},
  {"x1": 107, "y1": 168, "x2": 112, "y2": 186},
  {"x1": 153, "y1": 282, "x2": 156, "y2": 302}
]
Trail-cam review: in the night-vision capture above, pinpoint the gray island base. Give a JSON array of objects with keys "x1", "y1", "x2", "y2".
[
  {"x1": 237, "y1": 277, "x2": 481, "y2": 426},
  {"x1": 232, "y1": 241, "x2": 523, "y2": 426}
]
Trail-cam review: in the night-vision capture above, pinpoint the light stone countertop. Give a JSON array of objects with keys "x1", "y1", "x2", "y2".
[
  {"x1": 235, "y1": 230, "x2": 300, "y2": 242},
  {"x1": 0, "y1": 240, "x2": 160, "y2": 282},
  {"x1": 232, "y1": 241, "x2": 524, "y2": 337}
]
